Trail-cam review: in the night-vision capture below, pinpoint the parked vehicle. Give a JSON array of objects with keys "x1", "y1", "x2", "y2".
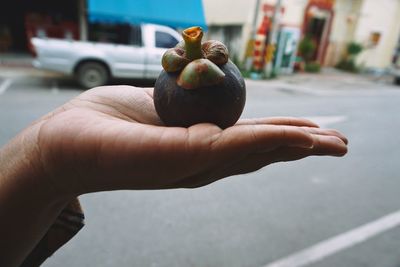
[
  {"x1": 31, "y1": 23, "x2": 181, "y2": 88},
  {"x1": 392, "y1": 39, "x2": 400, "y2": 85},
  {"x1": 392, "y1": 55, "x2": 400, "y2": 85}
]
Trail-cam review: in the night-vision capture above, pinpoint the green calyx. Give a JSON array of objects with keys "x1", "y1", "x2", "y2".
[
  {"x1": 182, "y1": 26, "x2": 204, "y2": 61},
  {"x1": 161, "y1": 48, "x2": 190, "y2": 73},
  {"x1": 161, "y1": 26, "x2": 230, "y2": 90},
  {"x1": 177, "y1": 59, "x2": 225, "y2": 90}
]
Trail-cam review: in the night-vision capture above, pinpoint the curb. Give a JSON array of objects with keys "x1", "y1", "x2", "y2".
[{"x1": 0, "y1": 65, "x2": 63, "y2": 79}]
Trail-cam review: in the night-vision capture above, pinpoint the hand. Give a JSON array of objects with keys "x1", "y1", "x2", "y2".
[
  {"x1": 0, "y1": 85, "x2": 348, "y2": 266},
  {"x1": 29, "y1": 85, "x2": 348, "y2": 196}
]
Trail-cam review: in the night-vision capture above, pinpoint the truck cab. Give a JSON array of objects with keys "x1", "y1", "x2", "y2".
[{"x1": 32, "y1": 23, "x2": 181, "y2": 88}]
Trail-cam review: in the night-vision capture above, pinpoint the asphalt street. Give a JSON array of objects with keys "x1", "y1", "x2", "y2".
[{"x1": 1, "y1": 68, "x2": 400, "y2": 267}]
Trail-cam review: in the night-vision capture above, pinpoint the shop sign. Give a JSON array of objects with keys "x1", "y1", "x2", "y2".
[{"x1": 309, "y1": 0, "x2": 335, "y2": 9}]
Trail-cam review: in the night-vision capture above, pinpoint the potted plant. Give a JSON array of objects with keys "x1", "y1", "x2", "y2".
[
  {"x1": 298, "y1": 36, "x2": 320, "y2": 73},
  {"x1": 336, "y1": 42, "x2": 363, "y2": 73}
]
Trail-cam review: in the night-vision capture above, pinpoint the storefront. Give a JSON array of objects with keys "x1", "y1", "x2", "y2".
[
  {"x1": 86, "y1": 0, "x2": 207, "y2": 30},
  {"x1": 0, "y1": 0, "x2": 207, "y2": 54},
  {"x1": 85, "y1": 0, "x2": 207, "y2": 47},
  {"x1": 0, "y1": 0, "x2": 80, "y2": 53},
  {"x1": 242, "y1": 0, "x2": 335, "y2": 73},
  {"x1": 302, "y1": 0, "x2": 335, "y2": 64}
]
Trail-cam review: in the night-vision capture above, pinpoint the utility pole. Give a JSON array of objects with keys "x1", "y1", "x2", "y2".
[
  {"x1": 78, "y1": 0, "x2": 88, "y2": 41},
  {"x1": 246, "y1": 0, "x2": 261, "y2": 71},
  {"x1": 264, "y1": 0, "x2": 283, "y2": 78},
  {"x1": 251, "y1": 0, "x2": 261, "y2": 47}
]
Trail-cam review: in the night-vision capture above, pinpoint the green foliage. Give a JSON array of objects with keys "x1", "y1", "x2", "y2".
[
  {"x1": 232, "y1": 55, "x2": 251, "y2": 78},
  {"x1": 240, "y1": 69, "x2": 252, "y2": 78},
  {"x1": 336, "y1": 42, "x2": 363, "y2": 73},
  {"x1": 231, "y1": 54, "x2": 241, "y2": 68},
  {"x1": 335, "y1": 59, "x2": 359, "y2": 73},
  {"x1": 347, "y1": 42, "x2": 363, "y2": 56},
  {"x1": 298, "y1": 36, "x2": 316, "y2": 63},
  {"x1": 305, "y1": 62, "x2": 321, "y2": 73}
]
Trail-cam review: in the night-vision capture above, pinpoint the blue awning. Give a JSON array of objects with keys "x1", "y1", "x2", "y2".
[{"x1": 87, "y1": 0, "x2": 207, "y2": 30}]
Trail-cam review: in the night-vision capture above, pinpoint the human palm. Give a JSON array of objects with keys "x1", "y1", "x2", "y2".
[
  {"x1": 32, "y1": 85, "x2": 347, "y2": 197},
  {"x1": 0, "y1": 85, "x2": 348, "y2": 267}
]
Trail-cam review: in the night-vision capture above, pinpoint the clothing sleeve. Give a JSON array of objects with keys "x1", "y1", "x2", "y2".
[{"x1": 20, "y1": 198, "x2": 85, "y2": 267}]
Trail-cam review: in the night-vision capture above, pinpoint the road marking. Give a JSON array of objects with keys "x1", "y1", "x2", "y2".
[
  {"x1": 51, "y1": 80, "x2": 59, "y2": 94},
  {"x1": 305, "y1": 116, "x2": 347, "y2": 128},
  {"x1": 0, "y1": 78, "x2": 13, "y2": 95},
  {"x1": 262, "y1": 210, "x2": 400, "y2": 267}
]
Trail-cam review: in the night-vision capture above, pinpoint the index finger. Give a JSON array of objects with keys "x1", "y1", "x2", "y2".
[
  {"x1": 213, "y1": 124, "x2": 315, "y2": 156},
  {"x1": 236, "y1": 117, "x2": 320, "y2": 128}
]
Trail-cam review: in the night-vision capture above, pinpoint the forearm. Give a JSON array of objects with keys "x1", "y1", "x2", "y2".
[{"x1": 0, "y1": 126, "x2": 72, "y2": 267}]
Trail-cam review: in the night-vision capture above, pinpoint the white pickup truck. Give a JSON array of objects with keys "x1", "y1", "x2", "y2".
[{"x1": 32, "y1": 24, "x2": 182, "y2": 88}]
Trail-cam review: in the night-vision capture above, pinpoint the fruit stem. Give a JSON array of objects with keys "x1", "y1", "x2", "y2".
[{"x1": 182, "y1": 27, "x2": 203, "y2": 61}]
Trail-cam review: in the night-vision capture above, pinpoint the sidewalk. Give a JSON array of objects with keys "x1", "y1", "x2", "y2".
[
  {"x1": 280, "y1": 67, "x2": 394, "y2": 85},
  {"x1": 278, "y1": 67, "x2": 395, "y2": 89},
  {"x1": 0, "y1": 52, "x2": 34, "y2": 67},
  {"x1": 0, "y1": 53, "x2": 62, "y2": 79},
  {"x1": 244, "y1": 67, "x2": 399, "y2": 96},
  {"x1": 0, "y1": 53, "x2": 396, "y2": 89}
]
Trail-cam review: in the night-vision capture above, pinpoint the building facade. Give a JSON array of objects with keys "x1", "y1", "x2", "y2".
[
  {"x1": 202, "y1": 0, "x2": 256, "y2": 62},
  {"x1": 0, "y1": 0, "x2": 206, "y2": 54},
  {"x1": 203, "y1": 0, "x2": 400, "y2": 71},
  {"x1": 2, "y1": 0, "x2": 399, "y2": 72},
  {"x1": 0, "y1": 0, "x2": 83, "y2": 53}
]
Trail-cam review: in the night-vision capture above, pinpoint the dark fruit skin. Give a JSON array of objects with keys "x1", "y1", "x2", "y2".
[{"x1": 154, "y1": 60, "x2": 246, "y2": 129}]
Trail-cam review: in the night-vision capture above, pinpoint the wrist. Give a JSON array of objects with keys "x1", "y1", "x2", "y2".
[
  {"x1": 0, "y1": 124, "x2": 74, "y2": 266},
  {"x1": 0, "y1": 123, "x2": 73, "y2": 203}
]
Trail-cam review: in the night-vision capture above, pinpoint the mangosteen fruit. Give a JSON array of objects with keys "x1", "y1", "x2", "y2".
[{"x1": 154, "y1": 26, "x2": 246, "y2": 129}]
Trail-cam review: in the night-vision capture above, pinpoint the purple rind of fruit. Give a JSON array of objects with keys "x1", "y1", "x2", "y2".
[{"x1": 153, "y1": 26, "x2": 246, "y2": 129}]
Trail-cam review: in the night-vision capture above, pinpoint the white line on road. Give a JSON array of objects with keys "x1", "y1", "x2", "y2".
[
  {"x1": 51, "y1": 80, "x2": 59, "y2": 94},
  {"x1": 305, "y1": 116, "x2": 347, "y2": 128},
  {"x1": 262, "y1": 210, "x2": 400, "y2": 267},
  {"x1": 0, "y1": 78, "x2": 13, "y2": 95}
]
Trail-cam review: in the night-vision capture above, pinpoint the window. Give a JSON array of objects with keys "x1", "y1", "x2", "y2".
[
  {"x1": 88, "y1": 23, "x2": 131, "y2": 45},
  {"x1": 130, "y1": 25, "x2": 142, "y2": 46},
  {"x1": 155, "y1": 31, "x2": 179, "y2": 48}
]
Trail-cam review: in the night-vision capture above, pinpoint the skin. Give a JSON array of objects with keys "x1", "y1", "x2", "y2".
[{"x1": 0, "y1": 86, "x2": 348, "y2": 267}]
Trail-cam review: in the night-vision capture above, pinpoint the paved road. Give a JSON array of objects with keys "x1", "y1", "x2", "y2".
[{"x1": 1, "y1": 69, "x2": 400, "y2": 267}]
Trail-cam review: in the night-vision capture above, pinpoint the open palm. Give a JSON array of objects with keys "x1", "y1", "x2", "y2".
[{"x1": 32, "y1": 85, "x2": 347, "y2": 197}]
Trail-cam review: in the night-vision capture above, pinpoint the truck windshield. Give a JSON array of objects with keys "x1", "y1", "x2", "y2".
[{"x1": 155, "y1": 31, "x2": 179, "y2": 48}]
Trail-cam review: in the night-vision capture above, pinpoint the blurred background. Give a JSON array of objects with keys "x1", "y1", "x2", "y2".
[
  {"x1": 1, "y1": 0, "x2": 400, "y2": 80},
  {"x1": 1, "y1": 0, "x2": 400, "y2": 266}
]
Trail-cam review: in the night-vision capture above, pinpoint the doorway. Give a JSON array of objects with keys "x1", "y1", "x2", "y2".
[
  {"x1": 302, "y1": 3, "x2": 334, "y2": 64},
  {"x1": 306, "y1": 17, "x2": 326, "y2": 61},
  {"x1": 0, "y1": 0, "x2": 79, "y2": 53}
]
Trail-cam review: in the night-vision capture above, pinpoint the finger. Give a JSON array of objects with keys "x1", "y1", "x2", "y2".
[
  {"x1": 172, "y1": 146, "x2": 311, "y2": 189},
  {"x1": 159, "y1": 126, "x2": 348, "y2": 189},
  {"x1": 265, "y1": 135, "x2": 347, "y2": 163},
  {"x1": 263, "y1": 134, "x2": 347, "y2": 163},
  {"x1": 157, "y1": 124, "x2": 316, "y2": 188},
  {"x1": 184, "y1": 133, "x2": 348, "y2": 187},
  {"x1": 217, "y1": 124, "x2": 315, "y2": 156},
  {"x1": 309, "y1": 134, "x2": 348, "y2": 156},
  {"x1": 236, "y1": 117, "x2": 320, "y2": 128},
  {"x1": 302, "y1": 127, "x2": 348, "y2": 145}
]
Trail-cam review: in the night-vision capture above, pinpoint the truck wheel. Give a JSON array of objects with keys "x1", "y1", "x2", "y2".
[{"x1": 77, "y1": 62, "x2": 109, "y2": 89}]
